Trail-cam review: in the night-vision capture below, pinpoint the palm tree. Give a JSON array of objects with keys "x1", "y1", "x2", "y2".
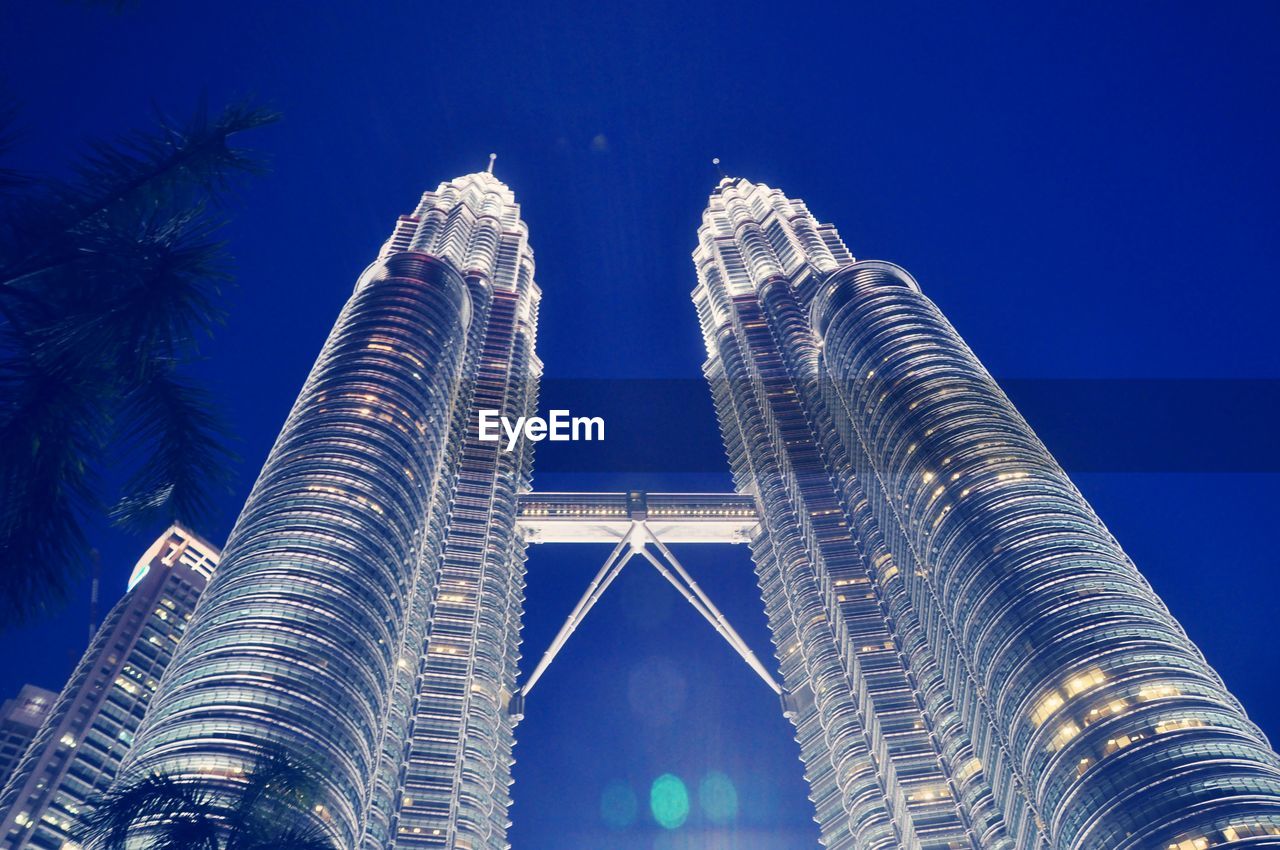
[
  {"x1": 72, "y1": 751, "x2": 336, "y2": 850},
  {"x1": 0, "y1": 100, "x2": 277, "y2": 626}
]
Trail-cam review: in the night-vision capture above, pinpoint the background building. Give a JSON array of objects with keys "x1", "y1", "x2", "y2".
[
  {"x1": 0, "y1": 689, "x2": 56, "y2": 792},
  {"x1": 0, "y1": 526, "x2": 219, "y2": 850}
]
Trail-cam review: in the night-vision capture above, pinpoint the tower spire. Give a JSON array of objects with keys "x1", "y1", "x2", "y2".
[{"x1": 487, "y1": 152, "x2": 497, "y2": 174}]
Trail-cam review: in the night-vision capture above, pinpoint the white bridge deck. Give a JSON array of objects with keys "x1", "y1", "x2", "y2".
[{"x1": 516, "y1": 491, "x2": 759, "y2": 544}]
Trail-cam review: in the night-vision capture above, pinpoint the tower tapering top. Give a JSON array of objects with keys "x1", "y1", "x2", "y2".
[
  {"x1": 693, "y1": 177, "x2": 854, "y2": 299},
  {"x1": 373, "y1": 171, "x2": 533, "y2": 292}
]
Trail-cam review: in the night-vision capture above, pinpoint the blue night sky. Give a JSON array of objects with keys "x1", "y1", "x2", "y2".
[{"x1": 4, "y1": 2, "x2": 1280, "y2": 848}]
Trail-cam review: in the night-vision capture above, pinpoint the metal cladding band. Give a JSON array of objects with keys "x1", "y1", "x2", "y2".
[
  {"x1": 121, "y1": 252, "x2": 472, "y2": 847},
  {"x1": 812, "y1": 260, "x2": 1280, "y2": 849}
]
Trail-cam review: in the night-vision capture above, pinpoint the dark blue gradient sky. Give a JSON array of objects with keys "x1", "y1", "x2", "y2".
[{"x1": 3, "y1": 2, "x2": 1279, "y2": 847}]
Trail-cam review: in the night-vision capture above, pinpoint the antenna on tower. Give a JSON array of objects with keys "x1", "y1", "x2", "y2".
[
  {"x1": 88, "y1": 549, "x2": 101, "y2": 644},
  {"x1": 487, "y1": 153, "x2": 497, "y2": 175},
  {"x1": 713, "y1": 157, "x2": 727, "y2": 179}
]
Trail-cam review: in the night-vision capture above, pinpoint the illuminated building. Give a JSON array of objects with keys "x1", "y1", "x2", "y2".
[
  {"x1": 0, "y1": 688, "x2": 55, "y2": 793},
  {"x1": 120, "y1": 164, "x2": 540, "y2": 850},
  {"x1": 0, "y1": 526, "x2": 218, "y2": 850},
  {"x1": 112, "y1": 168, "x2": 1280, "y2": 850},
  {"x1": 387, "y1": 167, "x2": 539, "y2": 849},
  {"x1": 693, "y1": 176, "x2": 1280, "y2": 849}
]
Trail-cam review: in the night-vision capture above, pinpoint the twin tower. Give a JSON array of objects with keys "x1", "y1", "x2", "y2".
[{"x1": 121, "y1": 170, "x2": 1280, "y2": 849}]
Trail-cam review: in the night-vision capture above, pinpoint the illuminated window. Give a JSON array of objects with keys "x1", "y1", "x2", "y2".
[
  {"x1": 1047, "y1": 722, "x2": 1081, "y2": 752},
  {"x1": 1223, "y1": 823, "x2": 1280, "y2": 840},
  {"x1": 1064, "y1": 669, "x2": 1107, "y2": 697},
  {"x1": 1155, "y1": 717, "x2": 1206, "y2": 735},
  {"x1": 1084, "y1": 698, "x2": 1129, "y2": 725},
  {"x1": 906, "y1": 784, "x2": 951, "y2": 802},
  {"x1": 1104, "y1": 733, "x2": 1142, "y2": 755},
  {"x1": 1167, "y1": 838, "x2": 1208, "y2": 850},
  {"x1": 954, "y1": 758, "x2": 982, "y2": 783},
  {"x1": 1031, "y1": 691, "x2": 1065, "y2": 727},
  {"x1": 1138, "y1": 682, "x2": 1182, "y2": 702}
]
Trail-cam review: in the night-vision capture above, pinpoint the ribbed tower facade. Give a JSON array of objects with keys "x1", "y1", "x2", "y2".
[
  {"x1": 693, "y1": 177, "x2": 1280, "y2": 850},
  {"x1": 385, "y1": 174, "x2": 539, "y2": 849},
  {"x1": 121, "y1": 170, "x2": 538, "y2": 850}
]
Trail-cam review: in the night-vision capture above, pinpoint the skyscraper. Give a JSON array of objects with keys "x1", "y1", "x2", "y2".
[
  {"x1": 0, "y1": 525, "x2": 219, "y2": 850},
  {"x1": 110, "y1": 168, "x2": 1280, "y2": 850},
  {"x1": 693, "y1": 177, "x2": 1280, "y2": 849},
  {"x1": 0, "y1": 688, "x2": 55, "y2": 793},
  {"x1": 386, "y1": 169, "x2": 538, "y2": 849},
  {"x1": 120, "y1": 167, "x2": 539, "y2": 850}
]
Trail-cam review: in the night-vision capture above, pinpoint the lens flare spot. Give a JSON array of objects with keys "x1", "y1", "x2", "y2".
[
  {"x1": 600, "y1": 780, "x2": 637, "y2": 829},
  {"x1": 698, "y1": 771, "x2": 738, "y2": 823},
  {"x1": 649, "y1": 773, "x2": 690, "y2": 829}
]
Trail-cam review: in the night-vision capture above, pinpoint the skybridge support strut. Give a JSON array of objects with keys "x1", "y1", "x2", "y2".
[
  {"x1": 514, "y1": 520, "x2": 783, "y2": 717},
  {"x1": 519, "y1": 529, "x2": 635, "y2": 699},
  {"x1": 635, "y1": 528, "x2": 783, "y2": 695}
]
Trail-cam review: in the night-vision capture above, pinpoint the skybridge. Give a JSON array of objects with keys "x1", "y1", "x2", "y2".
[
  {"x1": 512, "y1": 491, "x2": 784, "y2": 715},
  {"x1": 515, "y1": 490, "x2": 759, "y2": 544}
]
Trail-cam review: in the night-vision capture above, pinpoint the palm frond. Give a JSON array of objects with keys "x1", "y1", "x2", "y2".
[
  {"x1": 67, "y1": 99, "x2": 279, "y2": 225},
  {"x1": 0, "y1": 99, "x2": 272, "y2": 628},
  {"x1": 0, "y1": 332, "x2": 108, "y2": 623},
  {"x1": 148, "y1": 816, "x2": 222, "y2": 850},
  {"x1": 74, "y1": 755, "x2": 335, "y2": 850},
  {"x1": 223, "y1": 748, "x2": 327, "y2": 850},
  {"x1": 0, "y1": 99, "x2": 277, "y2": 286},
  {"x1": 111, "y1": 368, "x2": 236, "y2": 530},
  {"x1": 242, "y1": 824, "x2": 337, "y2": 850},
  {"x1": 95, "y1": 205, "x2": 231, "y2": 365},
  {"x1": 24, "y1": 205, "x2": 230, "y2": 380},
  {"x1": 73, "y1": 772, "x2": 217, "y2": 850}
]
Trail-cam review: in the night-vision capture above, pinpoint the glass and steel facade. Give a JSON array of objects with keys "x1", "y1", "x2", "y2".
[
  {"x1": 693, "y1": 177, "x2": 1280, "y2": 849},
  {"x1": 387, "y1": 174, "x2": 540, "y2": 850},
  {"x1": 0, "y1": 525, "x2": 219, "y2": 850},
  {"x1": 0, "y1": 688, "x2": 55, "y2": 795},
  {"x1": 107, "y1": 170, "x2": 1280, "y2": 850},
  {"x1": 120, "y1": 171, "x2": 539, "y2": 850}
]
